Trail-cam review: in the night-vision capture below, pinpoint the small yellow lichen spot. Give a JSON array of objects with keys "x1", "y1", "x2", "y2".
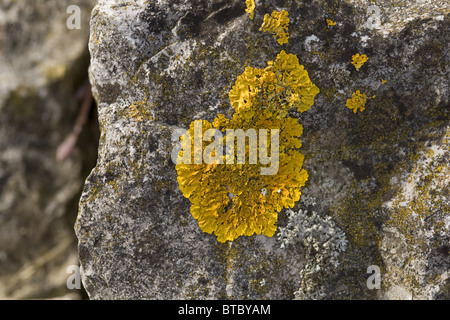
[
  {"x1": 326, "y1": 19, "x2": 337, "y2": 26},
  {"x1": 126, "y1": 101, "x2": 151, "y2": 122},
  {"x1": 346, "y1": 90, "x2": 368, "y2": 113},
  {"x1": 381, "y1": 79, "x2": 388, "y2": 84},
  {"x1": 259, "y1": 10, "x2": 290, "y2": 45},
  {"x1": 127, "y1": 104, "x2": 144, "y2": 121},
  {"x1": 351, "y1": 53, "x2": 369, "y2": 71},
  {"x1": 245, "y1": 0, "x2": 256, "y2": 20}
]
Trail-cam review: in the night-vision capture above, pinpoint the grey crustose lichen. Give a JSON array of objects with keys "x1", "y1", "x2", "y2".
[{"x1": 278, "y1": 191, "x2": 348, "y2": 299}]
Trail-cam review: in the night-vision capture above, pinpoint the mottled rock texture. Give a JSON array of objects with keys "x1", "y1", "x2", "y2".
[
  {"x1": 0, "y1": 0, "x2": 96, "y2": 299},
  {"x1": 77, "y1": 0, "x2": 449, "y2": 299}
]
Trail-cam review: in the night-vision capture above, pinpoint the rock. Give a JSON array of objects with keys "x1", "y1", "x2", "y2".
[
  {"x1": 77, "y1": 0, "x2": 449, "y2": 299},
  {"x1": 0, "y1": 0, "x2": 97, "y2": 299}
]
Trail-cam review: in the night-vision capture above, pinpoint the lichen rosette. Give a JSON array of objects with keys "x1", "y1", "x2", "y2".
[{"x1": 176, "y1": 51, "x2": 319, "y2": 243}]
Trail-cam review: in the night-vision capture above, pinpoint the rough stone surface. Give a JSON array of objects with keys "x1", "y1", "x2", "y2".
[
  {"x1": 0, "y1": 0, "x2": 96, "y2": 299},
  {"x1": 77, "y1": 0, "x2": 449, "y2": 299}
]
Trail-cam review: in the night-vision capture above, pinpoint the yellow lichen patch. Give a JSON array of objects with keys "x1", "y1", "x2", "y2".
[
  {"x1": 326, "y1": 19, "x2": 337, "y2": 26},
  {"x1": 351, "y1": 53, "x2": 369, "y2": 71},
  {"x1": 128, "y1": 104, "x2": 144, "y2": 121},
  {"x1": 245, "y1": 0, "x2": 256, "y2": 20},
  {"x1": 381, "y1": 79, "x2": 388, "y2": 84},
  {"x1": 175, "y1": 50, "x2": 319, "y2": 243},
  {"x1": 346, "y1": 90, "x2": 367, "y2": 113},
  {"x1": 229, "y1": 50, "x2": 320, "y2": 114},
  {"x1": 259, "y1": 10, "x2": 290, "y2": 45},
  {"x1": 127, "y1": 100, "x2": 152, "y2": 122},
  {"x1": 176, "y1": 116, "x2": 308, "y2": 242}
]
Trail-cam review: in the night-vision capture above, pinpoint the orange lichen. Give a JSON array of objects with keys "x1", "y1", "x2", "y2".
[
  {"x1": 351, "y1": 53, "x2": 369, "y2": 71},
  {"x1": 245, "y1": 0, "x2": 256, "y2": 20},
  {"x1": 127, "y1": 100, "x2": 151, "y2": 122},
  {"x1": 346, "y1": 90, "x2": 368, "y2": 113},
  {"x1": 259, "y1": 10, "x2": 290, "y2": 45},
  {"x1": 229, "y1": 50, "x2": 320, "y2": 114},
  {"x1": 326, "y1": 19, "x2": 337, "y2": 26},
  {"x1": 175, "y1": 51, "x2": 319, "y2": 243}
]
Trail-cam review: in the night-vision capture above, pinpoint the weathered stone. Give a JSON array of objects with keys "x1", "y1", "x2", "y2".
[
  {"x1": 0, "y1": 0, "x2": 96, "y2": 299},
  {"x1": 77, "y1": 0, "x2": 449, "y2": 299}
]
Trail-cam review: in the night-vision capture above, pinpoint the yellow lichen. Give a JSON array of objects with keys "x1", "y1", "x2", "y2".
[
  {"x1": 259, "y1": 10, "x2": 290, "y2": 45},
  {"x1": 245, "y1": 0, "x2": 256, "y2": 20},
  {"x1": 128, "y1": 104, "x2": 144, "y2": 121},
  {"x1": 326, "y1": 19, "x2": 337, "y2": 26},
  {"x1": 346, "y1": 90, "x2": 367, "y2": 113},
  {"x1": 175, "y1": 50, "x2": 319, "y2": 243},
  {"x1": 127, "y1": 100, "x2": 152, "y2": 122},
  {"x1": 351, "y1": 53, "x2": 369, "y2": 71},
  {"x1": 229, "y1": 50, "x2": 320, "y2": 114}
]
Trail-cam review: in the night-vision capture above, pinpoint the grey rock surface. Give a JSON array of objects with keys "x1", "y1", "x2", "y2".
[
  {"x1": 0, "y1": 0, "x2": 96, "y2": 299},
  {"x1": 77, "y1": 0, "x2": 449, "y2": 299}
]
